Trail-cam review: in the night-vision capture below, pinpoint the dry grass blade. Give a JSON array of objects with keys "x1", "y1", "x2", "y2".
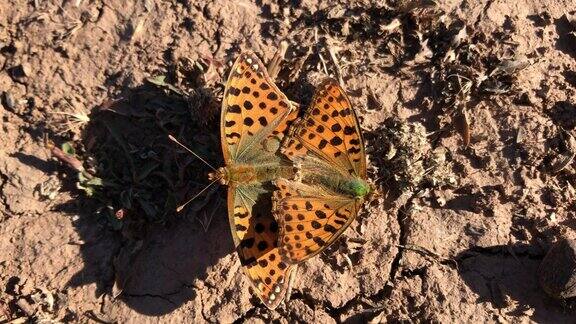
[
  {"x1": 267, "y1": 40, "x2": 289, "y2": 80},
  {"x1": 489, "y1": 56, "x2": 531, "y2": 76},
  {"x1": 380, "y1": 18, "x2": 401, "y2": 32},
  {"x1": 327, "y1": 41, "x2": 345, "y2": 87},
  {"x1": 54, "y1": 18, "x2": 83, "y2": 41},
  {"x1": 50, "y1": 109, "x2": 90, "y2": 136}
]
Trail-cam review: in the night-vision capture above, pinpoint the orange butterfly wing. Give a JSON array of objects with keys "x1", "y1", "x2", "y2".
[
  {"x1": 274, "y1": 78, "x2": 368, "y2": 264},
  {"x1": 220, "y1": 51, "x2": 298, "y2": 308},
  {"x1": 273, "y1": 178, "x2": 360, "y2": 263},
  {"x1": 228, "y1": 183, "x2": 296, "y2": 308},
  {"x1": 282, "y1": 78, "x2": 366, "y2": 179},
  {"x1": 221, "y1": 52, "x2": 296, "y2": 164}
]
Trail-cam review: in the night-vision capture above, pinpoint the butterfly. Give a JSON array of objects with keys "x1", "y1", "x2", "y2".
[
  {"x1": 273, "y1": 78, "x2": 373, "y2": 263},
  {"x1": 207, "y1": 51, "x2": 299, "y2": 309}
]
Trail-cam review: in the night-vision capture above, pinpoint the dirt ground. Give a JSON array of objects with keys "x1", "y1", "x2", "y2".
[{"x1": 1, "y1": 0, "x2": 576, "y2": 322}]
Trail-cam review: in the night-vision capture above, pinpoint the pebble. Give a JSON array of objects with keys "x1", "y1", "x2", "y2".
[
  {"x1": 10, "y1": 63, "x2": 30, "y2": 80},
  {"x1": 538, "y1": 239, "x2": 576, "y2": 299},
  {"x1": 3, "y1": 91, "x2": 16, "y2": 110}
]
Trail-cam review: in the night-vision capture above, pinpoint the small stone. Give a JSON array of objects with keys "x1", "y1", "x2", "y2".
[
  {"x1": 539, "y1": 239, "x2": 576, "y2": 299},
  {"x1": 21, "y1": 63, "x2": 31, "y2": 76},
  {"x1": 514, "y1": 92, "x2": 534, "y2": 106},
  {"x1": 3, "y1": 92, "x2": 16, "y2": 110},
  {"x1": 193, "y1": 279, "x2": 205, "y2": 290},
  {"x1": 9, "y1": 64, "x2": 30, "y2": 80}
]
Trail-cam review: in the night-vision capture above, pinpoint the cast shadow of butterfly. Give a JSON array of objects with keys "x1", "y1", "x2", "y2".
[{"x1": 50, "y1": 82, "x2": 234, "y2": 316}]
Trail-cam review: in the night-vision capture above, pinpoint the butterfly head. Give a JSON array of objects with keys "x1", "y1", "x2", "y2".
[
  {"x1": 207, "y1": 167, "x2": 228, "y2": 185},
  {"x1": 341, "y1": 178, "x2": 373, "y2": 199}
]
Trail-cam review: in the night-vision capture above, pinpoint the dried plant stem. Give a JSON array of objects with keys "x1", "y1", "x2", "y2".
[{"x1": 267, "y1": 41, "x2": 289, "y2": 80}]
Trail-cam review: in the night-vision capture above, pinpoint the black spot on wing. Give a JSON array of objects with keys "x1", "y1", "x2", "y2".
[
  {"x1": 228, "y1": 105, "x2": 241, "y2": 113},
  {"x1": 257, "y1": 241, "x2": 269, "y2": 251},
  {"x1": 241, "y1": 238, "x2": 255, "y2": 248},
  {"x1": 255, "y1": 222, "x2": 265, "y2": 233},
  {"x1": 324, "y1": 224, "x2": 337, "y2": 233},
  {"x1": 228, "y1": 87, "x2": 241, "y2": 96},
  {"x1": 343, "y1": 126, "x2": 355, "y2": 135},
  {"x1": 243, "y1": 117, "x2": 254, "y2": 126},
  {"x1": 226, "y1": 132, "x2": 241, "y2": 139}
]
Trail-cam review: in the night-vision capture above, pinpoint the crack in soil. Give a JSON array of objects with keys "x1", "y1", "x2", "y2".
[
  {"x1": 378, "y1": 190, "x2": 420, "y2": 301},
  {"x1": 455, "y1": 245, "x2": 546, "y2": 262},
  {"x1": 290, "y1": 289, "x2": 356, "y2": 320},
  {"x1": 386, "y1": 206, "x2": 409, "y2": 285},
  {"x1": 0, "y1": 170, "x2": 10, "y2": 218}
]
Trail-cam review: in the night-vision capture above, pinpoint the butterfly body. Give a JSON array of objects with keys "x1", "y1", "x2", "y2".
[
  {"x1": 337, "y1": 177, "x2": 371, "y2": 198},
  {"x1": 210, "y1": 164, "x2": 296, "y2": 185},
  {"x1": 294, "y1": 163, "x2": 371, "y2": 199}
]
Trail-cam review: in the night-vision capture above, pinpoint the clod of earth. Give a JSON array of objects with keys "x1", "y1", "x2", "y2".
[{"x1": 539, "y1": 239, "x2": 576, "y2": 299}]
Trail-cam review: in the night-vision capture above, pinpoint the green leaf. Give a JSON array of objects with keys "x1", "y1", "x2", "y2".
[
  {"x1": 146, "y1": 75, "x2": 186, "y2": 95},
  {"x1": 77, "y1": 172, "x2": 104, "y2": 197},
  {"x1": 146, "y1": 75, "x2": 167, "y2": 86},
  {"x1": 61, "y1": 142, "x2": 76, "y2": 156}
]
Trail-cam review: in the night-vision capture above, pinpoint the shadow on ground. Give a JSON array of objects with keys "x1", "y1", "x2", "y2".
[
  {"x1": 456, "y1": 244, "x2": 575, "y2": 322},
  {"x1": 48, "y1": 83, "x2": 234, "y2": 316},
  {"x1": 554, "y1": 14, "x2": 576, "y2": 59}
]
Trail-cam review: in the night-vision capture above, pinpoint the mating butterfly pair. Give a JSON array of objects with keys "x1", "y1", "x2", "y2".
[{"x1": 208, "y1": 51, "x2": 372, "y2": 309}]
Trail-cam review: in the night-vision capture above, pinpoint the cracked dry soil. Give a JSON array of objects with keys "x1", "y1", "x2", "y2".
[{"x1": 1, "y1": 0, "x2": 576, "y2": 323}]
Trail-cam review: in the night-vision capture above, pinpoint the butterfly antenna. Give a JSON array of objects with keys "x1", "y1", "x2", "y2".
[
  {"x1": 168, "y1": 134, "x2": 217, "y2": 171},
  {"x1": 176, "y1": 177, "x2": 220, "y2": 212}
]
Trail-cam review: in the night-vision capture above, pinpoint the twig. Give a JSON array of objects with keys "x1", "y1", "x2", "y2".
[
  {"x1": 50, "y1": 145, "x2": 85, "y2": 173},
  {"x1": 326, "y1": 41, "x2": 345, "y2": 87},
  {"x1": 314, "y1": 28, "x2": 329, "y2": 75},
  {"x1": 267, "y1": 41, "x2": 289, "y2": 80},
  {"x1": 396, "y1": 244, "x2": 458, "y2": 270}
]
